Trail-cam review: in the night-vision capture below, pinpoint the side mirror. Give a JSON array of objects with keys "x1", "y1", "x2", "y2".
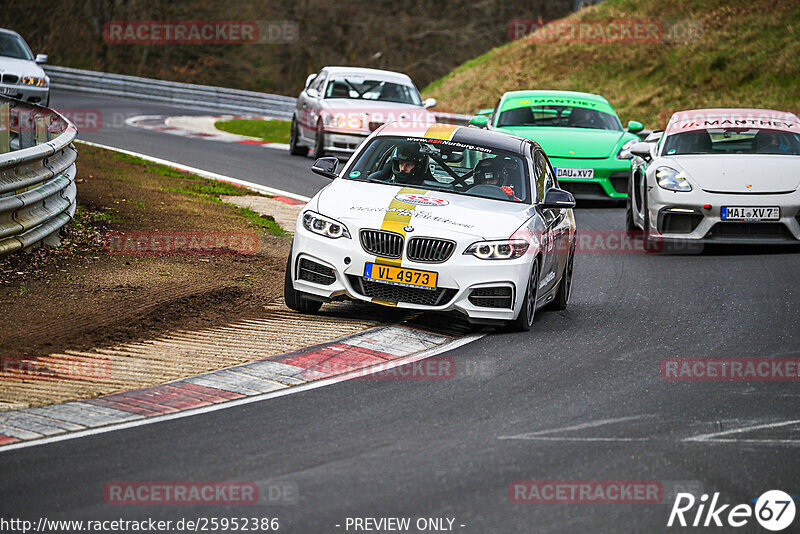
[
  {"x1": 35, "y1": 54, "x2": 48, "y2": 64},
  {"x1": 469, "y1": 115, "x2": 489, "y2": 128},
  {"x1": 423, "y1": 98, "x2": 437, "y2": 109},
  {"x1": 476, "y1": 108, "x2": 494, "y2": 117},
  {"x1": 311, "y1": 157, "x2": 339, "y2": 179},
  {"x1": 306, "y1": 87, "x2": 319, "y2": 99},
  {"x1": 629, "y1": 142, "x2": 653, "y2": 160},
  {"x1": 627, "y1": 120, "x2": 644, "y2": 133},
  {"x1": 541, "y1": 188, "x2": 576, "y2": 209},
  {"x1": 305, "y1": 73, "x2": 317, "y2": 88}
]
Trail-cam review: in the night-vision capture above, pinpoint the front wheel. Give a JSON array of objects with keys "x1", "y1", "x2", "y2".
[
  {"x1": 507, "y1": 260, "x2": 539, "y2": 332},
  {"x1": 313, "y1": 122, "x2": 326, "y2": 157},
  {"x1": 545, "y1": 249, "x2": 573, "y2": 311},
  {"x1": 641, "y1": 188, "x2": 660, "y2": 253},
  {"x1": 289, "y1": 118, "x2": 308, "y2": 156},
  {"x1": 284, "y1": 255, "x2": 322, "y2": 314},
  {"x1": 625, "y1": 189, "x2": 636, "y2": 233}
]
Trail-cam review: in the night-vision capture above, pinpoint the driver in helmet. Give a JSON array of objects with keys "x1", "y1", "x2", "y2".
[
  {"x1": 472, "y1": 158, "x2": 521, "y2": 201},
  {"x1": 567, "y1": 107, "x2": 596, "y2": 128},
  {"x1": 368, "y1": 141, "x2": 432, "y2": 185}
]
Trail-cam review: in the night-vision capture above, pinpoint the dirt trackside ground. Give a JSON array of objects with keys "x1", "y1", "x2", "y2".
[{"x1": 0, "y1": 144, "x2": 291, "y2": 360}]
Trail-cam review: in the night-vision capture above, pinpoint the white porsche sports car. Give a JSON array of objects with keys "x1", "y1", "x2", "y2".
[
  {"x1": 285, "y1": 123, "x2": 577, "y2": 331},
  {"x1": 627, "y1": 108, "x2": 800, "y2": 249}
]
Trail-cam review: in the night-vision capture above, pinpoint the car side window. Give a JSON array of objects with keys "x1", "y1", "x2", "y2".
[
  {"x1": 312, "y1": 72, "x2": 326, "y2": 94},
  {"x1": 543, "y1": 159, "x2": 556, "y2": 193},
  {"x1": 490, "y1": 98, "x2": 502, "y2": 127},
  {"x1": 533, "y1": 150, "x2": 547, "y2": 201}
]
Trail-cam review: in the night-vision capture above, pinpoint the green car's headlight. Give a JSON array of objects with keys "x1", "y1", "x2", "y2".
[
  {"x1": 302, "y1": 211, "x2": 351, "y2": 239},
  {"x1": 616, "y1": 139, "x2": 637, "y2": 159},
  {"x1": 656, "y1": 166, "x2": 692, "y2": 192},
  {"x1": 464, "y1": 239, "x2": 529, "y2": 260}
]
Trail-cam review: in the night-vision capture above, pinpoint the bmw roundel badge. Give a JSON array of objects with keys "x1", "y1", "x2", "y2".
[{"x1": 403, "y1": 225, "x2": 414, "y2": 232}]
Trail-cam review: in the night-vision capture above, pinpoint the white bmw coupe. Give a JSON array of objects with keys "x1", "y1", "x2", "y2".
[{"x1": 285, "y1": 123, "x2": 577, "y2": 331}]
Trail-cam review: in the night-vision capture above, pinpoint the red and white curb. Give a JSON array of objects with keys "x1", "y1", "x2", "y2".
[
  {"x1": 125, "y1": 114, "x2": 290, "y2": 150},
  {"x1": 0, "y1": 325, "x2": 483, "y2": 451}
]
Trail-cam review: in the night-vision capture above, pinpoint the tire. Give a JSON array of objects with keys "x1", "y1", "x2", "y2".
[
  {"x1": 284, "y1": 254, "x2": 322, "y2": 314},
  {"x1": 507, "y1": 260, "x2": 539, "y2": 332},
  {"x1": 545, "y1": 248, "x2": 574, "y2": 311},
  {"x1": 625, "y1": 185, "x2": 636, "y2": 233},
  {"x1": 641, "y1": 188, "x2": 660, "y2": 253},
  {"x1": 289, "y1": 117, "x2": 308, "y2": 156},
  {"x1": 313, "y1": 121, "x2": 325, "y2": 158}
]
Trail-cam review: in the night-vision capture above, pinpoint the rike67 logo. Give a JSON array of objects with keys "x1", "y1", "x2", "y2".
[{"x1": 668, "y1": 490, "x2": 795, "y2": 531}]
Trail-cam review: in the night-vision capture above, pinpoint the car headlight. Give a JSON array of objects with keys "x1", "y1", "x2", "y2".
[
  {"x1": 616, "y1": 139, "x2": 637, "y2": 159},
  {"x1": 19, "y1": 76, "x2": 47, "y2": 87},
  {"x1": 464, "y1": 239, "x2": 529, "y2": 260},
  {"x1": 302, "y1": 211, "x2": 351, "y2": 239},
  {"x1": 335, "y1": 115, "x2": 362, "y2": 129},
  {"x1": 656, "y1": 166, "x2": 692, "y2": 192}
]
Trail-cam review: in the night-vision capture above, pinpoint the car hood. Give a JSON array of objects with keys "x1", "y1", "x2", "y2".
[
  {"x1": 496, "y1": 126, "x2": 630, "y2": 159},
  {"x1": 314, "y1": 179, "x2": 533, "y2": 240},
  {"x1": 661, "y1": 155, "x2": 800, "y2": 193},
  {"x1": 0, "y1": 56, "x2": 46, "y2": 79}
]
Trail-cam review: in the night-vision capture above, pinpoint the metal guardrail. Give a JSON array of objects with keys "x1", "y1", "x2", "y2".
[
  {"x1": 44, "y1": 65, "x2": 297, "y2": 119},
  {"x1": 43, "y1": 65, "x2": 473, "y2": 125},
  {"x1": 0, "y1": 97, "x2": 78, "y2": 257}
]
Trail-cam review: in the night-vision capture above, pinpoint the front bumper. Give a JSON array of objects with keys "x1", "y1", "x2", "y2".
[
  {"x1": 321, "y1": 128, "x2": 370, "y2": 156},
  {"x1": 0, "y1": 84, "x2": 49, "y2": 105},
  {"x1": 290, "y1": 224, "x2": 534, "y2": 321},
  {"x1": 549, "y1": 156, "x2": 632, "y2": 200},
  {"x1": 645, "y1": 187, "x2": 800, "y2": 245}
]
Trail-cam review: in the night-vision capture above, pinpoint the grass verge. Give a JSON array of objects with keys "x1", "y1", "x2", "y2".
[
  {"x1": 422, "y1": 0, "x2": 800, "y2": 129},
  {"x1": 215, "y1": 118, "x2": 291, "y2": 143}
]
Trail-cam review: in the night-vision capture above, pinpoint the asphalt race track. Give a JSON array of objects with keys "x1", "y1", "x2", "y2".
[{"x1": 2, "y1": 90, "x2": 799, "y2": 533}]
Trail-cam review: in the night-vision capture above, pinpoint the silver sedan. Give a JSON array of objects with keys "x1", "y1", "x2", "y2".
[
  {"x1": 0, "y1": 28, "x2": 49, "y2": 106},
  {"x1": 289, "y1": 66, "x2": 437, "y2": 158}
]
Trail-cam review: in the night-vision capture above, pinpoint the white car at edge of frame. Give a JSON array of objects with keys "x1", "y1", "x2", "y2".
[
  {"x1": 627, "y1": 108, "x2": 800, "y2": 252},
  {"x1": 284, "y1": 122, "x2": 577, "y2": 331}
]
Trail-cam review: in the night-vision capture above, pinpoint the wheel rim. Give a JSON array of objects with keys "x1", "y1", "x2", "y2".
[{"x1": 526, "y1": 263, "x2": 538, "y2": 327}]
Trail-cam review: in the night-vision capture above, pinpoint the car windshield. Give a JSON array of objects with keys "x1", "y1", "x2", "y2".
[
  {"x1": 345, "y1": 136, "x2": 530, "y2": 204},
  {"x1": 497, "y1": 105, "x2": 622, "y2": 131},
  {"x1": 325, "y1": 77, "x2": 422, "y2": 105},
  {"x1": 0, "y1": 33, "x2": 33, "y2": 60},
  {"x1": 662, "y1": 128, "x2": 800, "y2": 155}
]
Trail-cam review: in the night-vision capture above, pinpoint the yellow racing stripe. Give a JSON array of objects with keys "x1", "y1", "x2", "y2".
[
  {"x1": 375, "y1": 186, "x2": 426, "y2": 267},
  {"x1": 424, "y1": 123, "x2": 459, "y2": 140}
]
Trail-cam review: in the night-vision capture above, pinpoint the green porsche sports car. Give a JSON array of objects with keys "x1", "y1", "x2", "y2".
[{"x1": 470, "y1": 90, "x2": 643, "y2": 200}]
